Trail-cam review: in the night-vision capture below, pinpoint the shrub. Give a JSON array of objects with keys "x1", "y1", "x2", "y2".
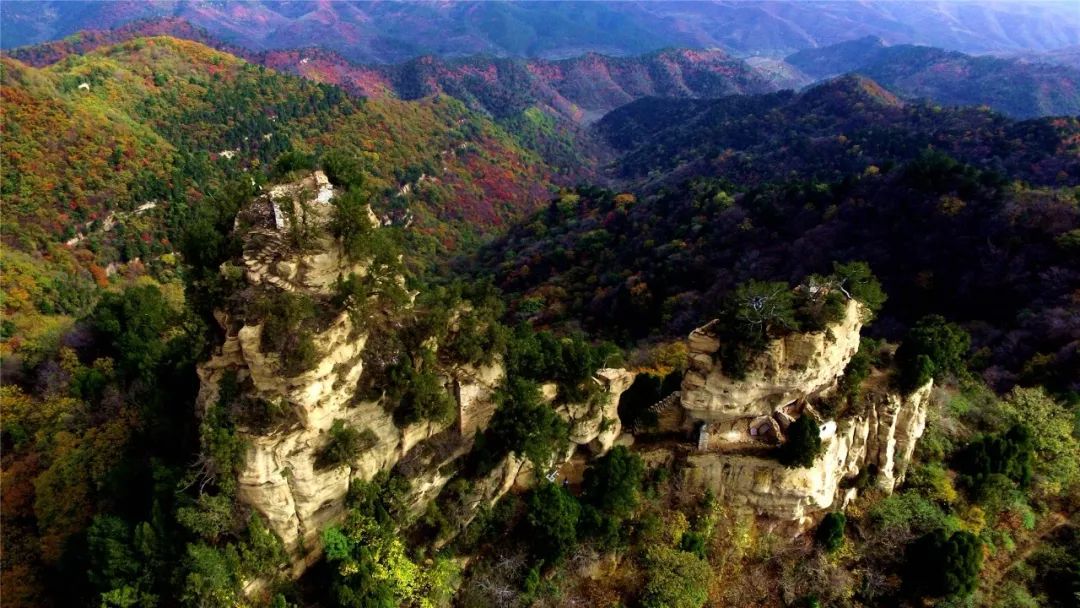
[
  {"x1": 316, "y1": 420, "x2": 375, "y2": 470},
  {"x1": 868, "y1": 491, "x2": 956, "y2": 539},
  {"x1": 252, "y1": 291, "x2": 320, "y2": 376},
  {"x1": 778, "y1": 415, "x2": 823, "y2": 468},
  {"x1": 835, "y1": 338, "x2": 881, "y2": 405},
  {"x1": 272, "y1": 150, "x2": 316, "y2": 177},
  {"x1": 388, "y1": 350, "x2": 457, "y2": 426},
  {"x1": 815, "y1": 512, "x2": 846, "y2": 553},
  {"x1": 795, "y1": 288, "x2": 847, "y2": 332}
]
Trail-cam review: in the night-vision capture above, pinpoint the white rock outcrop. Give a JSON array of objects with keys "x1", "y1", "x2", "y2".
[
  {"x1": 681, "y1": 298, "x2": 864, "y2": 421},
  {"x1": 556, "y1": 368, "x2": 636, "y2": 454},
  {"x1": 681, "y1": 377, "x2": 932, "y2": 526}
]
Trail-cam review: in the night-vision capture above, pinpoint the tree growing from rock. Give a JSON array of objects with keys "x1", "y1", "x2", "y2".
[
  {"x1": 779, "y1": 415, "x2": 823, "y2": 468},
  {"x1": 895, "y1": 315, "x2": 970, "y2": 392}
]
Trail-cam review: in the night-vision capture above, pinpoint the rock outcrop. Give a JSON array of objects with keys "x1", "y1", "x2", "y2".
[
  {"x1": 196, "y1": 172, "x2": 402, "y2": 568},
  {"x1": 557, "y1": 368, "x2": 637, "y2": 454},
  {"x1": 681, "y1": 298, "x2": 864, "y2": 421},
  {"x1": 681, "y1": 377, "x2": 931, "y2": 525},
  {"x1": 196, "y1": 171, "x2": 636, "y2": 577},
  {"x1": 671, "y1": 295, "x2": 933, "y2": 528}
]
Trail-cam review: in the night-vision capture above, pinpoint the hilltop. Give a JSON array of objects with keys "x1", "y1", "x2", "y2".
[
  {"x1": 1, "y1": 35, "x2": 554, "y2": 363},
  {"x1": 786, "y1": 36, "x2": 1080, "y2": 118},
  {"x1": 596, "y1": 74, "x2": 1080, "y2": 187}
]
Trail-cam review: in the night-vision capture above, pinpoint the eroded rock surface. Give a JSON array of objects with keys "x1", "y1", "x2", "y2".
[
  {"x1": 681, "y1": 373, "x2": 932, "y2": 526},
  {"x1": 681, "y1": 299, "x2": 864, "y2": 421}
]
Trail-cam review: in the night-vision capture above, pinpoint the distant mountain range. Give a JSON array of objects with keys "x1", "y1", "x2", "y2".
[
  {"x1": 785, "y1": 36, "x2": 1080, "y2": 118},
  {"x1": 10, "y1": 18, "x2": 1080, "y2": 124},
  {"x1": 3, "y1": 0, "x2": 1078, "y2": 60}
]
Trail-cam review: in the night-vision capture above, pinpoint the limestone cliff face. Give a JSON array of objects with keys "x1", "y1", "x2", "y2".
[
  {"x1": 557, "y1": 368, "x2": 637, "y2": 454},
  {"x1": 195, "y1": 172, "x2": 509, "y2": 570},
  {"x1": 196, "y1": 171, "x2": 637, "y2": 575},
  {"x1": 681, "y1": 377, "x2": 932, "y2": 526},
  {"x1": 681, "y1": 299, "x2": 864, "y2": 421}
]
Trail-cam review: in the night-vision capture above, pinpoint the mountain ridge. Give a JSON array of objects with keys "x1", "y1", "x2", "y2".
[{"x1": 3, "y1": 0, "x2": 1078, "y2": 59}]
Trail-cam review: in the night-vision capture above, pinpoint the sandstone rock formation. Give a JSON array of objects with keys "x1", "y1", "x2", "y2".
[
  {"x1": 681, "y1": 377, "x2": 931, "y2": 526},
  {"x1": 681, "y1": 298, "x2": 864, "y2": 421},
  {"x1": 673, "y1": 295, "x2": 932, "y2": 528},
  {"x1": 557, "y1": 368, "x2": 637, "y2": 454},
  {"x1": 196, "y1": 171, "x2": 636, "y2": 578}
]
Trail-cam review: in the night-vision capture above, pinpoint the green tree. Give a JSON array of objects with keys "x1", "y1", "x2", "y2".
[
  {"x1": 716, "y1": 280, "x2": 797, "y2": 378},
  {"x1": 176, "y1": 493, "x2": 235, "y2": 541},
  {"x1": 87, "y1": 516, "x2": 147, "y2": 601},
  {"x1": 905, "y1": 530, "x2": 983, "y2": 599},
  {"x1": 322, "y1": 510, "x2": 455, "y2": 608},
  {"x1": 726, "y1": 279, "x2": 798, "y2": 338},
  {"x1": 181, "y1": 544, "x2": 242, "y2": 608},
  {"x1": 778, "y1": 415, "x2": 823, "y2": 468},
  {"x1": 640, "y1": 546, "x2": 712, "y2": 608},
  {"x1": 895, "y1": 315, "x2": 970, "y2": 392},
  {"x1": 92, "y1": 285, "x2": 177, "y2": 380},
  {"x1": 579, "y1": 446, "x2": 644, "y2": 548},
  {"x1": 815, "y1": 512, "x2": 846, "y2": 553},
  {"x1": 831, "y1": 260, "x2": 887, "y2": 316},
  {"x1": 479, "y1": 378, "x2": 568, "y2": 472},
  {"x1": 1000, "y1": 387, "x2": 1080, "y2": 492},
  {"x1": 387, "y1": 350, "x2": 457, "y2": 426},
  {"x1": 581, "y1": 446, "x2": 644, "y2": 519},
  {"x1": 524, "y1": 482, "x2": 580, "y2": 564},
  {"x1": 954, "y1": 424, "x2": 1034, "y2": 494}
]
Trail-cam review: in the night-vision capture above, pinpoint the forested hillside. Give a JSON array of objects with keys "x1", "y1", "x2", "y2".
[
  {"x1": 475, "y1": 77, "x2": 1080, "y2": 394},
  {"x1": 786, "y1": 37, "x2": 1080, "y2": 118},
  {"x1": 597, "y1": 76, "x2": 1080, "y2": 186},
  {"x1": 1, "y1": 36, "x2": 552, "y2": 366}
]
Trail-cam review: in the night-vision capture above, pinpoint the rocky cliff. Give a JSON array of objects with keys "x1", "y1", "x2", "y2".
[
  {"x1": 681, "y1": 377, "x2": 931, "y2": 526},
  {"x1": 681, "y1": 298, "x2": 864, "y2": 421},
  {"x1": 672, "y1": 296, "x2": 931, "y2": 527},
  {"x1": 195, "y1": 172, "x2": 636, "y2": 575}
]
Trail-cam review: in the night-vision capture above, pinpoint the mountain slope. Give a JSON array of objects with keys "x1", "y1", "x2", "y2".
[
  {"x1": 0, "y1": 36, "x2": 554, "y2": 362},
  {"x1": 597, "y1": 75, "x2": 1080, "y2": 188},
  {"x1": 5, "y1": 23, "x2": 781, "y2": 179},
  {"x1": 472, "y1": 80, "x2": 1080, "y2": 391},
  {"x1": 786, "y1": 37, "x2": 1080, "y2": 118}
]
